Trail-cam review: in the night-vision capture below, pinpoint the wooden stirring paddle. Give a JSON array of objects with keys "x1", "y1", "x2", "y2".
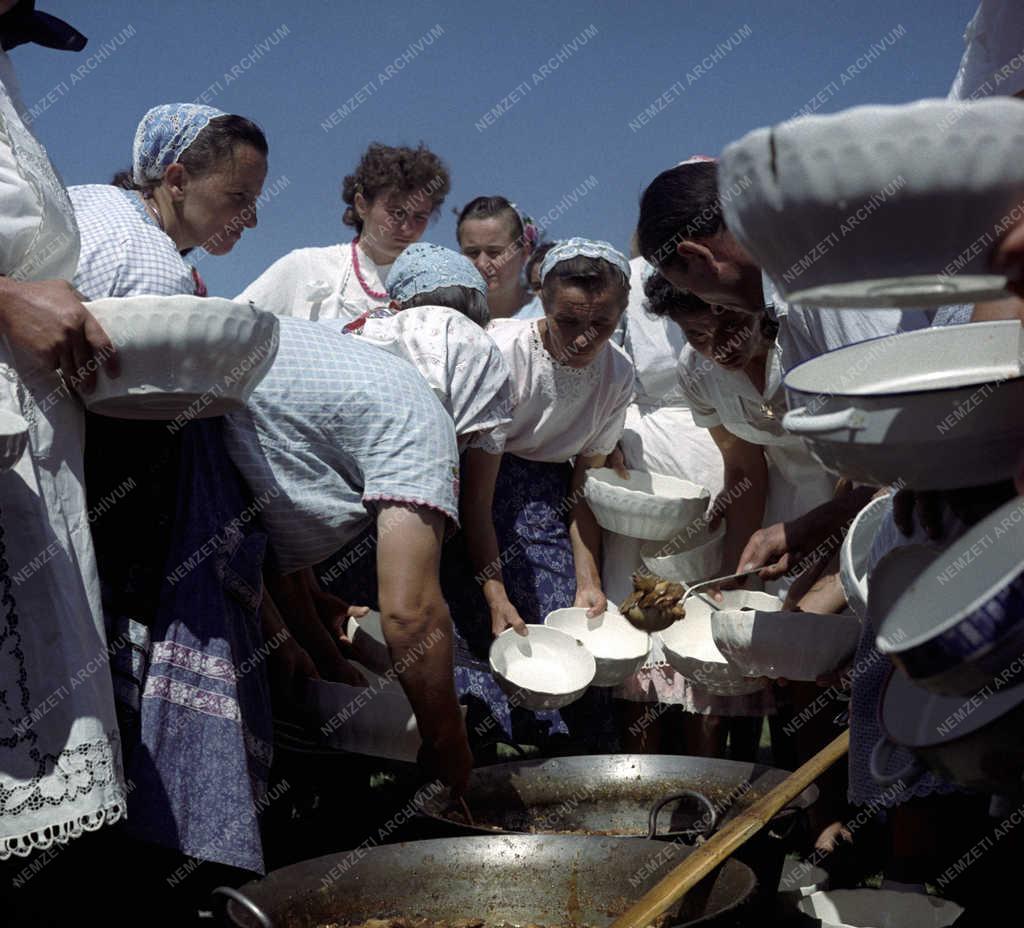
[{"x1": 610, "y1": 729, "x2": 850, "y2": 928}]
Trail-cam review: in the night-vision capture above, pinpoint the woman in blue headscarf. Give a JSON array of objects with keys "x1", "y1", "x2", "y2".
[
  {"x1": 69, "y1": 104, "x2": 279, "y2": 880},
  {"x1": 72, "y1": 103, "x2": 268, "y2": 298}
]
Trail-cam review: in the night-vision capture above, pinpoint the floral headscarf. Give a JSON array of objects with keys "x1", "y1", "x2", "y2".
[
  {"x1": 386, "y1": 242, "x2": 488, "y2": 303},
  {"x1": 132, "y1": 102, "x2": 225, "y2": 185},
  {"x1": 539, "y1": 237, "x2": 630, "y2": 284}
]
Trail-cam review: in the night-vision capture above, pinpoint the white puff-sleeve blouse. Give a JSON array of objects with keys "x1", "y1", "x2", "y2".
[
  {"x1": 237, "y1": 243, "x2": 393, "y2": 321},
  {"x1": 352, "y1": 306, "x2": 513, "y2": 451},
  {"x1": 486, "y1": 318, "x2": 634, "y2": 462}
]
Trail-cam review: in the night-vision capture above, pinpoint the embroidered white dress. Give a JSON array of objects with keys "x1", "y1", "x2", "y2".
[
  {"x1": 237, "y1": 242, "x2": 393, "y2": 321},
  {"x1": 0, "y1": 51, "x2": 125, "y2": 859}
]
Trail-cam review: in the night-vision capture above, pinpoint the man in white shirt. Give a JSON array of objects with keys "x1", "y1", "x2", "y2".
[
  {"x1": 637, "y1": 158, "x2": 928, "y2": 365},
  {"x1": 635, "y1": 158, "x2": 917, "y2": 588}
]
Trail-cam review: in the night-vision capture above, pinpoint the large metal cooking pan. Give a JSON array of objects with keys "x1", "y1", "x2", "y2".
[
  {"x1": 411, "y1": 755, "x2": 817, "y2": 839},
  {"x1": 217, "y1": 835, "x2": 758, "y2": 928},
  {"x1": 409, "y1": 754, "x2": 816, "y2": 912}
]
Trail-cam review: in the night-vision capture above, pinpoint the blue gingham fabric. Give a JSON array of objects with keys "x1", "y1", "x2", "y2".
[
  {"x1": 69, "y1": 184, "x2": 195, "y2": 299},
  {"x1": 223, "y1": 317, "x2": 460, "y2": 573}
]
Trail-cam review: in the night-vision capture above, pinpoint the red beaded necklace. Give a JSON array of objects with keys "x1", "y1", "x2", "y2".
[{"x1": 350, "y1": 238, "x2": 388, "y2": 300}]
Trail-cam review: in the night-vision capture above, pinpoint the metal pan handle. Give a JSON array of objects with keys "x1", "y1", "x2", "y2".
[
  {"x1": 212, "y1": 885, "x2": 274, "y2": 928},
  {"x1": 647, "y1": 790, "x2": 719, "y2": 841},
  {"x1": 766, "y1": 805, "x2": 803, "y2": 843},
  {"x1": 783, "y1": 406, "x2": 865, "y2": 434},
  {"x1": 869, "y1": 735, "x2": 924, "y2": 787}
]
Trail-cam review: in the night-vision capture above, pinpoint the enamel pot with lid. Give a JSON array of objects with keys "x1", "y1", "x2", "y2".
[{"x1": 781, "y1": 321, "x2": 1024, "y2": 491}]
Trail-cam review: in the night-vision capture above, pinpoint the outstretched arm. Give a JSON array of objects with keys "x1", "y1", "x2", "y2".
[{"x1": 376, "y1": 503, "x2": 472, "y2": 793}]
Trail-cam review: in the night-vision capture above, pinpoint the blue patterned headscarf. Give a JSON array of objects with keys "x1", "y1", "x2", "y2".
[
  {"x1": 386, "y1": 243, "x2": 487, "y2": 303},
  {"x1": 539, "y1": 237, "x2": 630, "y2": 284},
  {"x1": 132, "y1": 103, "x2": 226, "y2": 184}
]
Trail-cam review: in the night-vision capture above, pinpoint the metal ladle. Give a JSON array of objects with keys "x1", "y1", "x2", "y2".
[{"x1": 680, "y1": 566, "x2": 765, "y2": 606}]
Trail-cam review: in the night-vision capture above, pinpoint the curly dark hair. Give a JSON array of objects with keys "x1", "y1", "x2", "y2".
[
  {"x1": 642, "y1": 270, "x2": 711, "y2": 318},
  {"x1": 644, "y1": 270, "x2": 779, "y2": 340},
  {"x1": 341, "y1": 142, "x2": 451, "y2": 233}
]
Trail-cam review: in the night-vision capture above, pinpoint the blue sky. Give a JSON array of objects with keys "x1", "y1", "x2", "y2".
[{"x1": 14, "y1": 0, "x2": 979, "y2": 297}]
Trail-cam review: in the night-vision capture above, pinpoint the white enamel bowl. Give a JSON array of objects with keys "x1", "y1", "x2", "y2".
[
  {"x1": 658, "y1": 590, "x2": 780, "y2": 696},
  {"x1": 839, "y1": 495, "x2": 891, "y2": 620},
  {"x1": 489, "y1": 625, "x2": 596, "y2": 710},
  {"x1": 82, "y1": 295, "x2": 279, "y2": 419},
  {"x1": 719, "y1": 97, "x2": 1024, "y2": 308},
  {"x1": 544, "y1": 608, "x2": 650, "y2": 687},
  {"x1": 711, "y1": 608, "x2": 861, "y2": 682},
  {"x1": 305, "y1": 663, "x2": 467, "y2": 764},
  {"x1": 797, "y1": 889, "x2": 962, "y2": 927},
  {"x1": 875, "y1": 495, "x2": 1024, "y2": 697},
  {"x1": 584, "y1": 468, "x2": 709, "y2": 541},
  {"x1": 640, "y1": 521, "x2": 726, "y2": 582}
]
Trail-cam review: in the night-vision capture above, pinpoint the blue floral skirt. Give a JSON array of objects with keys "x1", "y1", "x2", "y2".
[
  {"x1": 320, "y1": 454, "x2": 616, "y2": 753},
  {"x1": 444, "y1": 454, "x2": 615, "y2": 753},
  {"x1": 90, "y1": 418, "x2": 272, "y2": 873}
]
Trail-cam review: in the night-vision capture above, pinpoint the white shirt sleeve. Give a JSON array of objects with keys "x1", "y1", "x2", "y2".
[
  {"x1": 0, "y1": 54, "x2": 78, "y2": 281},
  {"x1": 0, "y1": 125, "x2": 41, "y2": 277},
  {"x1": 237, "y1": 250, "x2": 321, "y2": 316},
  {"x1": 949, "y1": 0, "x2": 1024, "y2": 100},
  {"x1": 779, "y1": 305, "x2": 921, "y2": 370},
  {"x1": 676, "y1": 348, "x2": 722, "y2": 429},
  {"x1": 362, "y1": 307, "x2": 514, "y2": 445}
]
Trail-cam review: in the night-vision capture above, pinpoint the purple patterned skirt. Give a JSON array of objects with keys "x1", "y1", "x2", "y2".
[{"x1": 445, "y1": 454, "x2": 615, "y2": 752}]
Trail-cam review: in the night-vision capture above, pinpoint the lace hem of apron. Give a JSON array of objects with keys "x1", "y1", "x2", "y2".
[{"x1": 0, "y1": 798, "x2": 126, "y2": 860}]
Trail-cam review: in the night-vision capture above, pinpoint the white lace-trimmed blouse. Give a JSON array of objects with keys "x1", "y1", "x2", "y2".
[
  {"x1": 237, "y1": 242, "x2": 393, "y2": 321},
  {"x1": 484, "y1": 318, "x2": 634, "y2": 462},
  {"x1": 0, "y1": 51, "x2": 126, "y2": 859}
]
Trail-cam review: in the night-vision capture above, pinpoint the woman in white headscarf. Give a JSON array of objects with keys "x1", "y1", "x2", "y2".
[{"x1": 0, "y1": 0, "x2": 126, "y2": 869}]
